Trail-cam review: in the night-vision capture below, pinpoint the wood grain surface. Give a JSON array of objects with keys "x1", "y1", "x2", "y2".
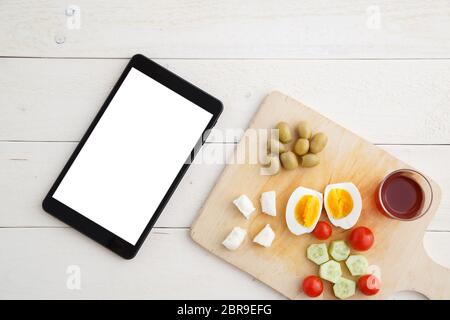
[
  {"x1": 191, "y1": 91, "x2": 449, "y2": 299},
  {"x1": 1, "y1": 0, "x2": 450, "y2": 299},
  {"x1": 2, "y1": 0, "x2": 450, "y2": 58}
]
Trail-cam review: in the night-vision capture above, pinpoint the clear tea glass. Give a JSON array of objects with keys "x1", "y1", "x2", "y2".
[{"x1": 377, "y1": 169, "x2": 433, "y2": 221}]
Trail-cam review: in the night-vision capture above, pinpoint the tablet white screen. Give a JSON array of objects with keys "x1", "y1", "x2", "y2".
[{"x1": 53, "y1": 67, "x2": 213, "y2": 245}]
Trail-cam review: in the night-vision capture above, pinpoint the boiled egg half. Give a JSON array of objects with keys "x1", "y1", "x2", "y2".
[
  {"x1": 324, "y1": 182, "x2": 362, "y2": 229},
  {"x1": 286, "y1": 186, "x2": 323, "y2": 235}
]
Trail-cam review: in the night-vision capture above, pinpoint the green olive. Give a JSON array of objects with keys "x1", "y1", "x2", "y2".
[
  {"x1": 297, "y1": 121, "x2": 312, "y2": 139},
  {"x1": 301, "y1": 153, "x2": 320, "y2": 168},
  {"x1": 276, "y1": 122, "x2": 292, "y2": 143},
  {"x1": 280, "y1": 151, "x2": 299, "y2": 170},
  {"x1": 293, "y1": 138, "x2": 309, "y2": 156},
  {"x1": 267, "y1": 138, "x2": 285, "y2": 154},
  {"x1": 309, "y1": 132, "x2": 328, "y2": 154}
]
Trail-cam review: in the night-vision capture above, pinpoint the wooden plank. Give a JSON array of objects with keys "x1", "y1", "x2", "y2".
[
  {"x1": 1, "y1": 1, "x2": 450, "y2": 58},
  {"x1": 1, "y1": 142, "x2": 449, "y2": 231},
  {"x1": 191, "y1": 92, "x2": 449, "y2": 299},
  {"x1": 0, "y1": 227, "x2": 447, "y2": 299},
  {"x1": 0, "y1": 227, "x2": 279, "y2": 299},
  {"x1": 1, "y1": 58, "x2": 450, "y2": 143},
  {"x1": 0, "y1": 142, "x2": 233, "y2": 228}
]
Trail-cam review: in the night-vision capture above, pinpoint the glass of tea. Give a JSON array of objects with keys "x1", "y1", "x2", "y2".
[{"x1": 378, "y1": 169, "x2": 433, "y2": 221}]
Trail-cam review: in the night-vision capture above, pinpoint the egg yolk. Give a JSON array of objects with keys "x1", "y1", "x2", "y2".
[
  {"x1": 294, "y1": 195, "x2": 320, "y2": 228},
  {"x1": 327, "y1": 188, "x2": 353, "y2": 219}
]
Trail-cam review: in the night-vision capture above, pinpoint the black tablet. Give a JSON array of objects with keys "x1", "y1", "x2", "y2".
[{"x1": 43, "y1": 54, "x2": 222, "y2": 259}]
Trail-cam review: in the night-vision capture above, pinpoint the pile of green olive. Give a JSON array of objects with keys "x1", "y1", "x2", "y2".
[{"x1": 270, "y1": 121, "x2": 328, "y2": 171}]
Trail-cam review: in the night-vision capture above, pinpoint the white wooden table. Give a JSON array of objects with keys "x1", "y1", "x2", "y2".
[{"x1": 1, "y1": 0, "x2": 450, "y2": 299}]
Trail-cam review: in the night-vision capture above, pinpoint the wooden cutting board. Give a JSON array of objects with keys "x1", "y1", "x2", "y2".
[{"x1": 191, "y1": 91, "x2": 450, "y2": 300}]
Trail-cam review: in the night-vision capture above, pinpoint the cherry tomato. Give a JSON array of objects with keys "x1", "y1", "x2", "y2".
[
  {"x1": 348, "y1": 226, "x2": 374, "y2": 251},
  {"x1": 358, "y1": 274, "x2": 381, "y2": 295},
  {"x1": 302, "y1": 275, "x2": 323, "y2": 297},
  {"x1": 313, "y1": 221, "x2": 332, "y2": 240}
]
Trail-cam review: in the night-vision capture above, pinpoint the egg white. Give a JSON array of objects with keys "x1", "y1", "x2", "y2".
[
  {"x1": 324, "y1": 182, "x2": 362, "y2": 229},
  {"x1": 233, "y1": 194, "x2": 255, "y2": 219},
  {"x1": 260, "y1": 190, "x2": 276, "y2": 216},
  {"x1": 222, "y1": 226, "x2": 247, "y2": 251},
  {"x1": 285, "y1": 186, "x2": 323, "y2": 235},
  {"x1": 253, "y1": 224, "x2": 275, "y2": 247}
]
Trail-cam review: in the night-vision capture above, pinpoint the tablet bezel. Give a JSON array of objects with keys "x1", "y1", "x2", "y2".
[{"x1": 42, "y1": 54, "x2": 223, "y2": 259}]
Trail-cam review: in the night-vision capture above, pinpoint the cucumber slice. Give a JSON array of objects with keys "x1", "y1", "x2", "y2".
[
  {"x1": 333, "y1": 278, "x2": 356, "y2": 299},
  {"x1": 346, "y1": 255, "x2": 369, "y2": 276},
  {"x1": 307, "y1": 243, "x2": 329, "y2": 265},
  {"x1": 319, "y1": 260, "x2": 342, "y2": 283},
  {"x1": 329, "y1": 240, "x2": 350, "y2": 261}
]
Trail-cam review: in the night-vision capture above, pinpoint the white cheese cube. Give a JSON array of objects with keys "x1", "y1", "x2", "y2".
[
  {"x1": 222, "y1": 227, "x2": 247, "y2": 250},
  {"x1": 260, "y1": 191, "x2": 276, "y2": 216},
  {"x1": 233, "y1": 194, "x2": 255, "y2": 219},
  {"x1": 253, "y1": 224, "x2": 275, "y2": 248}
]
